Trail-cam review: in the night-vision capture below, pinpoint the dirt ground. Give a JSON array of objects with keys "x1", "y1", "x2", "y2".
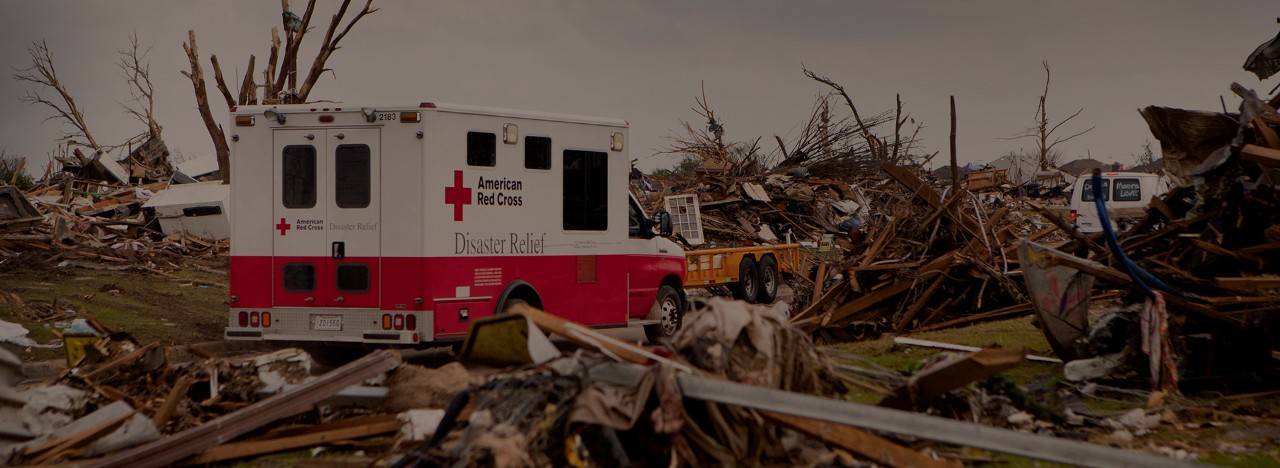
[{"x1": 0, "y1": 262, "x2": 229, "y2": 362}]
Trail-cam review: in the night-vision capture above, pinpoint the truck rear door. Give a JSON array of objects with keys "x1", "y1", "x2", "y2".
[
  {"x1": 273, "y1": 130, "x2": 328, "y2": 307},
  {"x1": 325, "y1": 128, "x2": 381, "y2": 308}
]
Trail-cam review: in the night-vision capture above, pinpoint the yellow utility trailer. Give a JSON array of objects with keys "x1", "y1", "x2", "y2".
[{"x1": 684, "y1": 244, "x2": 801, "y2": 304}]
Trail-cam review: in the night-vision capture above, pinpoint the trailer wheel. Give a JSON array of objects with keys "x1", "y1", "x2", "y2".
[
  {"x1": 730, "y1": 256, "x2": 760, "y2": 303},
  {"x1": 644, "y1": 285, "x2": 683, "y2": 343},
  {"x1": 756, "y1": 255, "x2": 779, "y2": 304}
]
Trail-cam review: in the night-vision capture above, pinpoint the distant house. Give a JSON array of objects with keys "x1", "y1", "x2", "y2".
[
  {"x1": 1058, "y1": 158, "x2": 1107, "y2": 176},
  {"x1": 1128, "y1": 158, "x2": 1165, "y2": 175}
]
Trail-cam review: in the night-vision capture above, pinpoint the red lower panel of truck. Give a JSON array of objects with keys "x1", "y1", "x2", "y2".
[{"x1": 229, "y1": 254, "x2": 683, "y2": 338}]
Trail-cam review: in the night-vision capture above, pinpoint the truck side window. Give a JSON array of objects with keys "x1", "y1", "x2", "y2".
[
  {"x1": 335, "y1": 144, "x2": 371, "y2": 208},
  {"x1": 563, "y1": 150, "x2": 608, "y2": 230},
  {"x1": 282, "y1": 145, "x2": 316, "y2": 208},
  {"x1": 1113, "y1": 178, "x2": 1142, "y2": 202},
  {"x1": 283, "y1": 263, "x2": 315, "y2": 291},
  {"x1": 525, "y1": 136, "x2": 551, "y2": 170},
  {"x1": 467, "y1": 131, "x2": 496, "y2": 167},
  {"x1": 1081, "y1": 178, "x2": 1110, "y2": 202},
  {"x1": 336, "y1": 264, "x2": 370, "y2": 292}
]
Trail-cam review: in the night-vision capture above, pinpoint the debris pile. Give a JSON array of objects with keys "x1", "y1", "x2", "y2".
[
  {"x1": 0, "y1": 176, "x2": 228, "y2": 273},
  {"x1": 641, "y1": 85, "x2": 1061, "y2": 341},
  {"x1": 1017, "y1": 80, "x2": 1280, "y2": 391}
]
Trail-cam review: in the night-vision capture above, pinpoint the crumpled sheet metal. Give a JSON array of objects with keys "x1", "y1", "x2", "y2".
[
  {"x1": 1138, "y1": 106, "x2": 1238, "y2": 188},
  {"x1": 1245, "y1": 29, "x2": 1280, "y2": 80}
]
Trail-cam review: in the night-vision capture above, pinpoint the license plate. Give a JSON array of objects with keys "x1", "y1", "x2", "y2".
[{"x1": 311, "y1": 315, "x2": 343, "y2": 331}]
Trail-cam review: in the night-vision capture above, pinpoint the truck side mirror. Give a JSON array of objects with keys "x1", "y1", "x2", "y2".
[{"x1": 656, "y1": 211, "x2": 673, "y2": 237}]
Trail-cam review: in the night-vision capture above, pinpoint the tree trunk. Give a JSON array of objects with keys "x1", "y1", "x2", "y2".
[{"x1": 182, "y1": 30, "x2": 231, "y2": 184}]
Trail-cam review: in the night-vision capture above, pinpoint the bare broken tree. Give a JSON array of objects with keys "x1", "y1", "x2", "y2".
[
  {"x1": 13, "y1": 41, "x2": 101, "y2": 152},
  {"x1": 182, "y1": 31, "x2": 231, "y2": 184},
  {"x1": 1006, "y1": 61, "x2": 1094, "y2": 170},
  {"x1": 118, "y1": 32, "x2": 161, "y2": 140},
  {"x1": 186, "y1": 0, "x2": 379, "y2": 183}
]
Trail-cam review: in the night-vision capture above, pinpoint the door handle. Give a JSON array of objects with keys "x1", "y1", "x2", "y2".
[
  {"x1": 334, "y1": 296, "x2": 345, "y2": 304},
  {"x1": 332, "y1": 241, "x2": 345, "y2": 259}
]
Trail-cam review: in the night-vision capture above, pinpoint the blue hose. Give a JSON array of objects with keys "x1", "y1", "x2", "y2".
[{"x1": 1091, "y1": 170, "x2": 1180, "y2": 298}]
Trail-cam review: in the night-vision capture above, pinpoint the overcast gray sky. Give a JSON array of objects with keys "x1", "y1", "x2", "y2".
[{"x1": 1, "y1": 1, "x2": 1277, "y2": 173}]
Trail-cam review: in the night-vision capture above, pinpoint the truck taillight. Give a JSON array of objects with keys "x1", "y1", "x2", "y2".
[
  {"x1": 1069, "y1": 209, "x2": 1078, "y2": 223},
  {"x1": 382, "y1": 314, "x2": 391, "y2": 330},
  {"x1": 249, "y1": 311, "x2": 260, "y2": 327},
  {"x1": 406, "y1": 314, "x2": 417, "y2": 331},
  {"x1": 393, "y1": 315, "x2": 404, "y2": 330},
  {"x1": 261, "y1": 311, "x2": 271, "y2": 328},
  {"x1": 238, "y1": 311, "x2": 248, "y2": 327},
  {"x1": 400, "y1": 112, "x2": 420, "y2": 123}
]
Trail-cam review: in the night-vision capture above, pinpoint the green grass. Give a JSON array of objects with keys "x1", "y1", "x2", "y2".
[{"x1": 0, "y1": 266, "x2": 229, "y2": 361}]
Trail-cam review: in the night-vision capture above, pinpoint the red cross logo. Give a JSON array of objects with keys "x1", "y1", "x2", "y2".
[
  {"x1": 444, "y1": 170, "x2": 472, "y2": 221},
  {"x1": 276, "y1": 217, "x2": 291, "y2": 236}
]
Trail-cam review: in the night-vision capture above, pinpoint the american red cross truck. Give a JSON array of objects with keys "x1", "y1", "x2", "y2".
[{"x1": 225, "y1": 103, "x2": 687, "y2": 345}]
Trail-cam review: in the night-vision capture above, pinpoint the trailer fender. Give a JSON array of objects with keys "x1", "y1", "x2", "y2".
[{"x1": 495, "y1": 281, "x2": 543, "y2": 314}]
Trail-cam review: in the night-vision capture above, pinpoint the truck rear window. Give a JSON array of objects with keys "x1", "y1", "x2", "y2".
[
  {"x1": 467, "y1": 132, "x2": 496, "y2": 167},
  {"x1": 337, "y1": 264, "x2": 370, "y2": 292},
  {"x1": 283, "y1": 263, "x2": 315, "y2": 291},
  {"x1": 335, "y1": 144, "x2": 371, "y2": 208},
  {"x1": 563, "y1": 150, "x2": 608, "y2": 231},
  {"x1": 282, "y1": 145, "x2": 316, "y2": 208},
  {"x1": 1081, "y1": 178, "x2": 1109, "y2": 202},
  {"x1": 525, "y1": 136, "x2": 551, "y2": 170},
  {"x1": 1112, "y1": 178, "x2": 1142, "y2": 202}
]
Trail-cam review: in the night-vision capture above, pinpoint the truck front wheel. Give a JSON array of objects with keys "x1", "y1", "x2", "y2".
[{"x1": 644, "y1": 285, "x2": 683, "y2": 343}]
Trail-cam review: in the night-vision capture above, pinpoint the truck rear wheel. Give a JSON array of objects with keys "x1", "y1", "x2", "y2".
[
  {"x1": 730, "y1": 256, "x2": 760, "y2": 303},
  {"x1": 756, "y1": 255, "x2": 779, "y2": 304},
  {"x1": 644, "y1": 285, "x2": 683, "y2": 343}
]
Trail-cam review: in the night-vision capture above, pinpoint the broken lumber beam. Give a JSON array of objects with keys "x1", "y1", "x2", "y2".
[
  {"x1": 189, "y1": 415, "x2": 400, "y2": 464},
  {"x1": 765, "y1": 410, "x2": 958, "y2": 468},
  {"x1": 84, "y1": 349, "x2": 402, "y2": 468},
  {"x1": 1215, "y1": 277, "x2": 1280, "y2": 291},
  {"x1": 879, "y1": 347, "x2": 1025, "y2": 410},
  {"x1": 892, "y1": 337, "x2": 1061, "y2": 364},
  {"x1": 1241, "y1": 143, "x2": 1280, "y2": 167}
]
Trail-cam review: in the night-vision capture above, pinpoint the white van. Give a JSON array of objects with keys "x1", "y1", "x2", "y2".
[{"x1": 1068, "y1": 172, "x2": 1169, "y2": 233}]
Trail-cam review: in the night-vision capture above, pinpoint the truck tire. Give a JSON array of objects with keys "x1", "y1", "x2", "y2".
[
  {"x1": 644, "y1": 285, "x2": 683, "y2": 343},
  {"x1": 730, "y1": 256, "x2": 760, "y2": 303},
  {"x1": 756, "y1": 255, "x2": 779, "y2": 304}
]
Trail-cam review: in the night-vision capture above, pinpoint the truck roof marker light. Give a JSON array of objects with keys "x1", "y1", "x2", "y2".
[
  {"x1": 319, "y1": 115, "x2": 334, "y2": 123},
  {"x1": 264, "y1": 109, "x2": 285, "y2": 125},
  {"x1": 419, "y1": 102, "x2": 436, "y2": 108},
  {"x1": 611, "y1": 132, "x2": 624, "y2": 151},
  {"x1": 235, "y1": 115, "x2": 255, "y2": 127},
  {"x1": 400, "y1": 112, "x2": 421, "y2": 123}
]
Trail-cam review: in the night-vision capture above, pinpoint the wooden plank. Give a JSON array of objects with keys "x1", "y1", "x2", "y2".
[
  {"x1": 765, "y1": 410, "x2": 958, "y2": 468},
  {"x1": 84, "y1": 350, "x2": 402, "y2": 468},
  {"x1": 1216, "y1": 277, "x2": 1280, "y2": 291},
  {"x1": 188, "y1": 419, "x2": 400, "y2": 464},
  {"x1": 894, "y1": 274, "x2": 945, "y2": 332},
  {"x1": 880, "y1": 347, "x2": 1025, "y2": 410},
  {"x1": 826, "y1": 279, "x2": 914, "y2": 326},
  {"x1": 1252, "y1": 118, "x2": 1280, "y2": 149},
  {"x1": 153, "y1": 375, "x2": 194, "y2": 428},
  {"x1": 810, "y1": 263, "x2": 828, "y2": 306},
  {"x1": 1241, "y1": 144, "x2": 1280, "y2": 167}
]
